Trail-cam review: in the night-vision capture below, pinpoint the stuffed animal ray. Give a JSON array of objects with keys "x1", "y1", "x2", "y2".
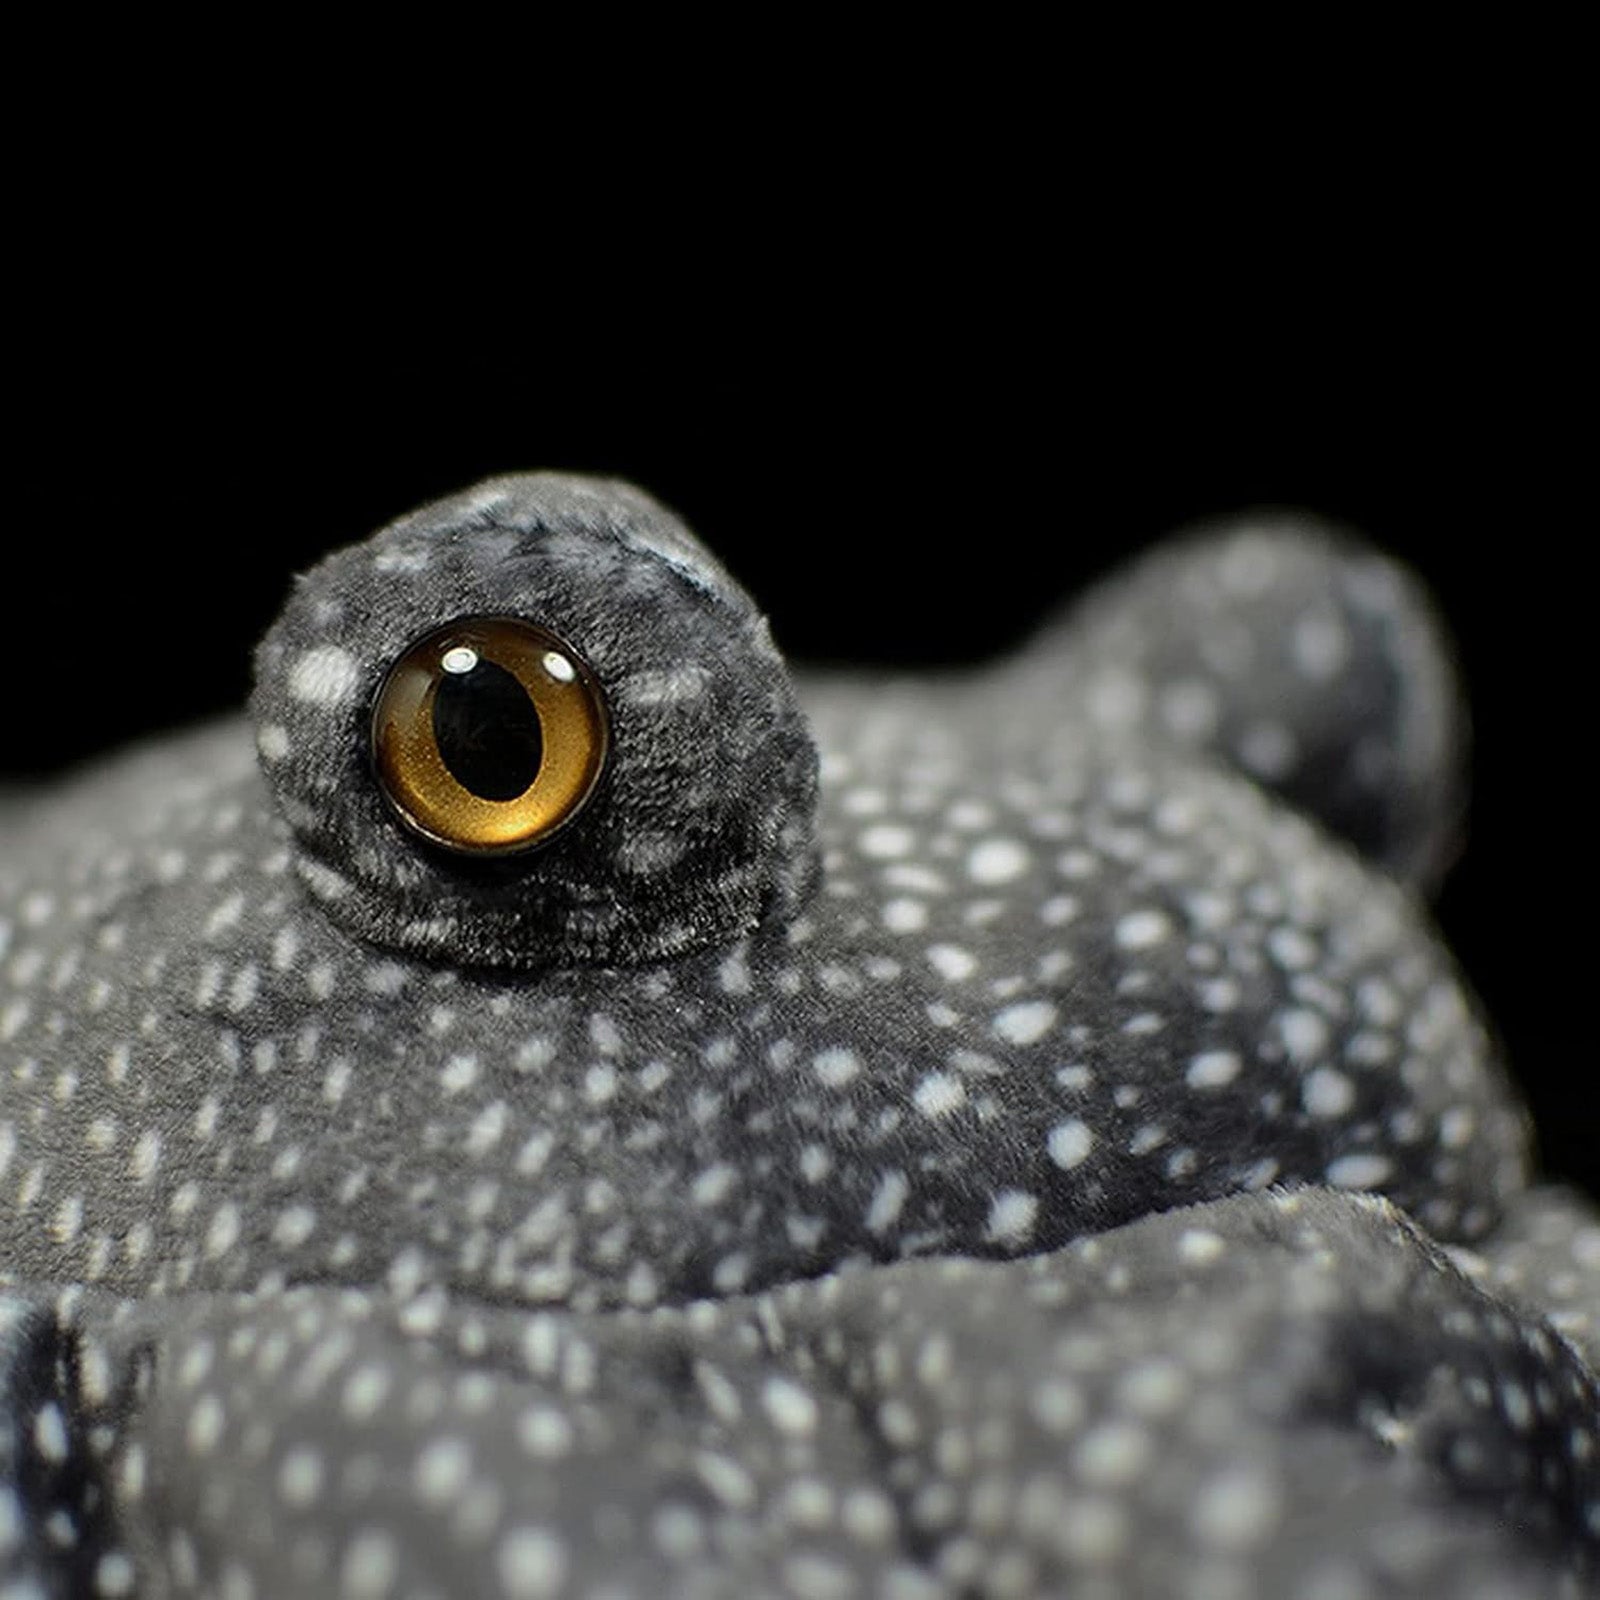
[{"x1": 2, "y1": 475, "x2": 1595, "y2": 1598}]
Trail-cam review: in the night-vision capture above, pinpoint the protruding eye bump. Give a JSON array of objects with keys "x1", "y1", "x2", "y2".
[{"x1": 371, "y1": 616, "x2": 609, "y2": 856}]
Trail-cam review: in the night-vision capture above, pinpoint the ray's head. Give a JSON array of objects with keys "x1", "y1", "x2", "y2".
[{"x1": 250, "y1": 474, "x2": 819, "y2": 970}]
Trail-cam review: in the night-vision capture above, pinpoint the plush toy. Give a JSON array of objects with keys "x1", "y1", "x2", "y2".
[{"x1": 2, "y1": 475, "x2": 1595, "y2": 1599}]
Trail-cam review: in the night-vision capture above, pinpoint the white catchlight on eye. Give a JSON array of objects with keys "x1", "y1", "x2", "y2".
[
  {"x1": 542, "y1": 651, "x2": 576, "y2": 683},
  {"x1": 441, "y1": 647, "x2": 479, "y2": 676}
]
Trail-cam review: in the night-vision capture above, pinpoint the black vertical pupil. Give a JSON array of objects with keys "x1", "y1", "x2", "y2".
[{"x1": 432, "y1": 656, "x2": 544, "y2": 800}]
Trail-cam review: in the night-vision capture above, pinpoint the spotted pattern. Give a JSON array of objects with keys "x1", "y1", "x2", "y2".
[{"x1": 2, "y1": 478, "x2": 1597, "y2": 1597}]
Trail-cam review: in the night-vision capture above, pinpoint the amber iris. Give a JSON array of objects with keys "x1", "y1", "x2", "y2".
[{"x1": 371, "y1": 617, "x2": 609, "y2": 855}]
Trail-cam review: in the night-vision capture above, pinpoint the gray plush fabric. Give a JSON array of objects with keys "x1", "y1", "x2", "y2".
[{"x1": 1, "y1": 475, "x2": 1596, "y2": 1599}]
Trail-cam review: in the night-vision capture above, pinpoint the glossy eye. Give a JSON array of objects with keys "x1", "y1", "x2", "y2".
[{"x1": 371, "y1": 616, "x2": 609, "y2": 855}]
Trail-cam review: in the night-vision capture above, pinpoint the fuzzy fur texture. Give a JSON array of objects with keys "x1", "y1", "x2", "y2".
[{"x1": 251, "y1": 474, "x2": 818, "y2": 968}]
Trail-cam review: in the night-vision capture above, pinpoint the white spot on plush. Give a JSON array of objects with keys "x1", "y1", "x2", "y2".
[
  {"x1": 799, "y1": 1145, "x2": 831, "y2": 1183},
  {"x1": 415, "y1": 1437, "x2": 473, "y2": 1504},
  {"x1": 50, "y1": 1195, "x2": 82, "y2": 1245},
  {"x1": 287, "y1": 644, "x2": 362, "y2": 707},
  {"x1": 717, "y1": 951, "x2": 752, "y2": 995},
  {"x1": 884, "y1": 862, "x2": 947, "y2": 894},
  {"x1": 623, "y1": 665, "x2": 710, "y2": 705},
  {"x1": 272, "y1": 1203, "x2": 317, "y2": 1249},
  {"x1": 927, "y1": 945, "x2": 977, "y2": 981},
  {"x1": 1116, "y1": 1360, "x2": 1189, "y2": 1416},
  {"x1": 1186, "y1": 1051, "x2": 1241, "y2": 1089},
  {"x1": 763, "y1": 1376, "x2": 820, "y2": 1436},
  {"x1": 130, "y1": 1128, "x2": 162, "y2": 1182},
  {"x1": 692, "y1": 1164, "x2": 738, "y2": 1206},
  {"x1": 204, "y1": 891, "x2": 245, "y2": 939},
  {"x1": 1159, "y1": 679, "x2": 1221, "y2": 739},
  {"x1": 94, "y1": 1552, "x2": 136, "y2": 1596},
  {"x1": 34, "y1": 1403, "x2": 68, "y2": 1463},
  {"x1": 913, "y1": 1073, "x2": 965, "y2": 1117},
  {"x1": 1057, "y1": 1497, "x2": 1130, "y2": 1563},
  {"x1": 0, "y1": 1003, "x2": 30, "y2": 1046},
  {"x1": 695, "y1": 1363, "x2": 743, "y2": 1424},
  {"x1": 186, "y1": 1393, "x2": 224, "y2": 1454},
  {"x1": 341, "y1": 1529, "x2": 399, "y2": 1597},
  {"x1": 466, "y1": 1101, "x2": 508, "y2": 1156},
  {"x1": 618, "y1": 831, "x2": 687, "y2": 875},
  {"x1": 19, "y1": 893, "x2": 53, "y2": 927},
  {"x1": 1191, "y1": 1466, "x2": 1283, "y2": 1549},
  {"x1": 883, "y1": 897, "x2": 928, "y2": 933},
  {"x1": 1115, "y1": 909, "x2": 1171, "y2": 949},
  {"x1": 842, "y1": 1487, "x2": 894, "y2": 1544},
  {"x1": 1500, "y1": 1382, "x2": 1534, "y2": 1430},
  {"x1": 79, "y1": 1344, "x2": 112, "y2": 1408},
  {"x1": 440, "y1": 1054, "x2": 480, "y2": 1095},
  {"x1": 1031, "y1": 1378, "x2": 1085, "y2": 1433},
  {"x1": 1075, "y1": 1421, "x2": 1153, "y2": 1486},
  {"x1": 256, "y1": 723, "x2": 290, "y2": 762},
  {"x1": 986, "y1": 1189, "x2": 1038, "y2": 1243},
  {"x1": 298, "y1": 858, "x2": 351, "y2": 901},
  {"x1": 497, "y1": 1527, "x2": 568, "y2": 1597},
  {"x1": 278, "y1": 1447, "x2": 324, "y2": 1506},
  {"x1": 1040, "y1": 894, "x2": 1079, "y2": 927},
  {"x1": 967, "y1": 837, "x2": 1030, "y2": 884},
  {"x1": 695, "y1": 1450, "x2": 757, "y2": 1509},
  {"x1": 517, "y1": 1407, "x2": 574, "y2": 1459},
  {"x1": 652, "y1": 1505, "x2": 705, "y2": 1559},
  {"x1": 228, "y1": 964, "x2": 260, "y2": 1012},
  {"x1": 1086, "y1": 667, "x2": 1147, "y2": 727},
  {"x1": 323, "y1": 1059, "x2": 352, "y2": 1107},
  {"x1": 812, "y1": 1047, "x2": 861, "y2": 1087},
  {"x1": 205, "y1": 1203, "x2": 241, "y2": 1259},
  {"x1": 115, "y1": 1450, "x2": 143, "y2": 1506},
  {"x1": 176, "y1": 1341, "x2": 214, "y2": 1389},
  {"x1": 866, "y1": 1170, "x2": 910, "y2": 1233},
  {"x1": 373, "y1": 545, "x2": 430, "y2": 574},
  {"x1": 1178, "y1": 1229, "x2": 1226, "y2": 1265},
  {"x1": 1267, "y1": 926, "x2": 1318, "y2": 971},
  {"x1": 784, "y1": 1554, "x2": 857, "y2": 1598},
  {"x1": 1292, "y1": 611, "x2": 1350, "y2": 680},
  {"x1": 1219, "y1": 533, "x2": 1280, "y2": 594},
  {"x1": 993, "y1": 1000, "x2": 1058, "y2": 1046},
  {"x1": 1302, "y1": 1067, "x2": 1355, "y2": 1118},
  {"x1": 1326, "y1": 1153, "x2": 1394, "y2": 1189},
  {"x1": 1278, "y1": 1008, "x2": 1330, "y2": 1064},
  {"x1": 860, "y1": 824, "x2": 915, "y2": 859},
  {"x1": 515, "y1": 1036, "x2": 556, "y2": 1074},
  {"x1": 1237, "y1": 720, "x2": 1299, "y2": 780},
  {"x1": 1048, "y1": 1119, "x2": 1094, "y2": 1170},
  {"x1": 342, "y1": 1366, "x2": 390, "y2": 1420}
]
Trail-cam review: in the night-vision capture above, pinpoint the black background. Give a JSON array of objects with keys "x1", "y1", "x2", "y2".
[{"x1": 3, "y1": 156, "x2": 1590, "y2": 1200}]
